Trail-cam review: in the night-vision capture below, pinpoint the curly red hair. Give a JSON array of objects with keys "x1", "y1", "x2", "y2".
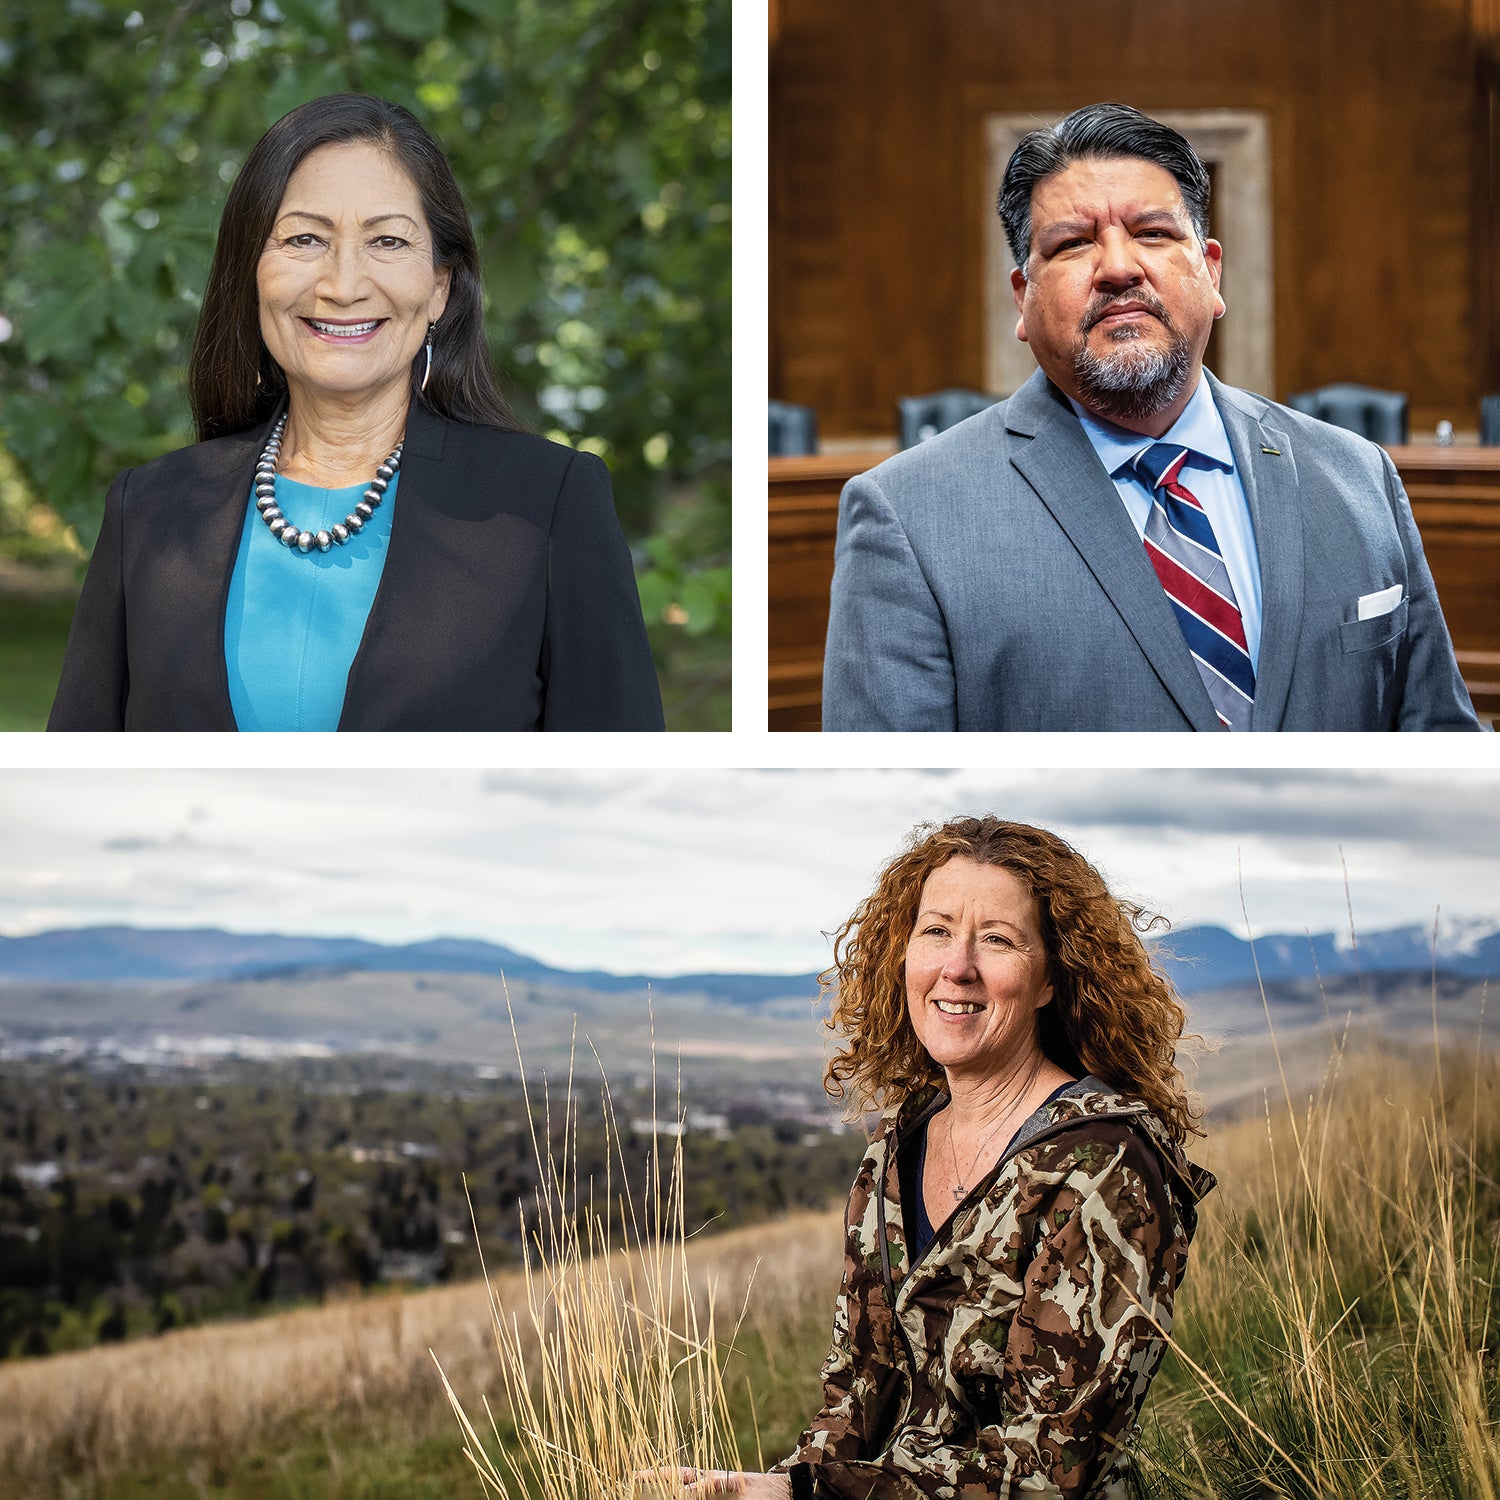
[{"x1": 822, "y1": 816, "x2": 1201, "y2": 1143}]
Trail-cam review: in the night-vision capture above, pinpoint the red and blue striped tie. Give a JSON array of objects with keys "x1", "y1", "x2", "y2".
[{"x1": 1133, "y1": 444, "x2": 1255, "y2": 732}]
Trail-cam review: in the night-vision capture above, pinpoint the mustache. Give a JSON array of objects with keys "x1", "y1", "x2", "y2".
[{"x1": 1080, "y1": 291, "x2": 1174, "y2": 334}]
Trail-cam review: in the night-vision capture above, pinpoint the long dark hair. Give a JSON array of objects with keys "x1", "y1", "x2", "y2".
[
  {"x1": 998, "y1": 103, "x2": 1211, "y2": 275},
  {"x1": 189, "y1": 93, "x2": 521, "y2": 440}
]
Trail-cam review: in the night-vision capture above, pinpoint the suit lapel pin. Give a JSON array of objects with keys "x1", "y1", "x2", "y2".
[{"x1": 1260, "y1": 444, "x2": 1282, "y2": 456}]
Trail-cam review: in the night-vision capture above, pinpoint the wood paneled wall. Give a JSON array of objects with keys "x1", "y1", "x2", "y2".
[
  {"x1": 771, "y1": 0, "x2": 1486, "y2": 439},
  {"x1": 1478, "y1": 0, "x2": 1500, "y2": 393}
]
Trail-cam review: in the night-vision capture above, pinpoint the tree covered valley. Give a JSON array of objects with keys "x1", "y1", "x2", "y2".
[{"x1": 0, "y1": 1051, "x2": 864, "y2": 1361}]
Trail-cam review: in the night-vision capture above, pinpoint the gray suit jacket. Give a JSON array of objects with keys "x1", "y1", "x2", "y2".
[{"x1": 822, "y1": 370, "x2": 1480, "y2": 731}]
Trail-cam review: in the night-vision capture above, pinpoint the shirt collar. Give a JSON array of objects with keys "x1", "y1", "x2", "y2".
[{"x1": 1066, "y1": 371, "x2": 1235, "y2": 478}]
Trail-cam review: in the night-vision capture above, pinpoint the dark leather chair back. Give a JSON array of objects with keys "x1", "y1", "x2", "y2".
[
  {"x1": 897, "y1": 389, "x2": 1000, "y2": 448},
  {"x1": 1286, "y1": 383, "x2": 1409, "y2": 444},
  {"x1": 769, "y1": 400, "x2": 818, "y2": 456},
  {"x1": 1481, "y1": 394, "x2": 1500, "y2": 446}
]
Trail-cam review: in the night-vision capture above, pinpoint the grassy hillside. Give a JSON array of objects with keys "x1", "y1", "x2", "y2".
[
  {"x1": 1140, "y1": 1038, "x2": 1500, "y2": 1496},
  {"x1": 2, "y1": 1033, "x2": 1496, "y2": 1498},
  {"x1": 0, "y1": 1208, "x2": 842, "y2": 1499}
]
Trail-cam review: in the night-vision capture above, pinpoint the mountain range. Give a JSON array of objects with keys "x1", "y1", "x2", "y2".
[
  {"x1": 0, "y1": 921, "x2": 1493, "y2": 1095},
  {"x1": 1, "y1": 918, "x2": 1497, "y2": 998}
]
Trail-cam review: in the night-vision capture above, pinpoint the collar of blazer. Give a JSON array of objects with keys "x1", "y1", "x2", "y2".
[{"x1": 1003, "y1": 367, "x2": 1300, "y2": 732}]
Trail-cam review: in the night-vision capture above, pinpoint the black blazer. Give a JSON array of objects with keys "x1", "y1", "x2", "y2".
[{"x1": 47, "y1": 398, "x2": 665, "y2": 731}]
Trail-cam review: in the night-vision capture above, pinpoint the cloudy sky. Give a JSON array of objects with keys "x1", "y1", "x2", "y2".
[{"x1": 1, "y1": 767, "x2": 1496, "y2": 974}]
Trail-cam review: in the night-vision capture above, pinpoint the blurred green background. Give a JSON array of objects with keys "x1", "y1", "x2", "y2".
[{"x1": 0, "y1": 0, "x2": 730, "y2": 731}]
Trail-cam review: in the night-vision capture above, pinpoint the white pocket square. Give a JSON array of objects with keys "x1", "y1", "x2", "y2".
[{"x1": 1357, "y1": 584, "x2": 1403, "y2": 621}]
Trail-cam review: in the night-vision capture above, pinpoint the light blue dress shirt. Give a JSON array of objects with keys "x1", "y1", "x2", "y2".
[
  {"x1": 1068, "y1": 374, "x2": 1263, "y2": 669},
  {"x1": 224, "y1": 472, "x2": 398, "y2": 731}
]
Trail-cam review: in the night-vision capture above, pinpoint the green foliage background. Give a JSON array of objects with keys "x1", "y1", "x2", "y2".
[{"x1": 0, "y1": 0, "x2": 730, "y2": 729}]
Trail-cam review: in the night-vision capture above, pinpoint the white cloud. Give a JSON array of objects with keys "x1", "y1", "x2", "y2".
[{"x1": 0, "y1": 768, "x2": 1496, "y2": 973}]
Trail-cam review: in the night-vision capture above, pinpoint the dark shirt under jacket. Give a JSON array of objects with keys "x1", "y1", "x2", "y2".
[{"x1": 47, "y1": 396, "x2": 665, "y2": 731}]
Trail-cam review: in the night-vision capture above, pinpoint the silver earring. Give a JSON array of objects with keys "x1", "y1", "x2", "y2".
[{"x1": 420, "y1": 322, "x2": 435, "y2": 393}]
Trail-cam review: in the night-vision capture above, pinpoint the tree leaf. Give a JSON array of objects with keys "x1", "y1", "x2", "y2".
[
  {"x1": 24, "y1": 281, "x2": 113, "y2": 362},
  {"x1": 635, "y1": 570, "x2": 674, "y2": 625},
  {"x1": 449, "y1": 0, "x2": 511, "y2": 20},
  {"x1": 368, "y1": 0, "x2": 447, "y2": 41},
  {"x1": 263, "y1": 62, "x2": 353, "y2": 129},
  {"x1": 83, "y1": 399, "x2": 151, "y2": 451},
  {"x1": 483, "y1": 247, "x2": 541, "y2": 324},
  {"x1": 678, "y1": 574, "x2": 720, "y2": 636},
  {"x1": 270, "y1": 0, "x2": 342, "y2": 38}
]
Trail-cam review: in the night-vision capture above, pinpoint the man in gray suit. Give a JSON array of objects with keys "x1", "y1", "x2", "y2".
[{"x1": 821, "y1": 104, "x2": 1480, "y2": 731}]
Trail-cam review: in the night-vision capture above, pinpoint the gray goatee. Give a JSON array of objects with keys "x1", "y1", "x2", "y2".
[{"x1": 1073, "y1": 317, "x2": 1192, "y2": 424}]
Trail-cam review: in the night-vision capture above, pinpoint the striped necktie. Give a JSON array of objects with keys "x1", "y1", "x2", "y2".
[{"x1": 1132, "y1": 444, "x2": 1255, "y2": 732}]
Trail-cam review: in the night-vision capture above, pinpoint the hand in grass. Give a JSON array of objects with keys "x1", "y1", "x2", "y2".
[
  {"x1": 693, "y1": 1476, "x2": 792, "y2": 1498},
  {"x1": 635, "y1": 1468, "x2": 793, "y2": 1497}
]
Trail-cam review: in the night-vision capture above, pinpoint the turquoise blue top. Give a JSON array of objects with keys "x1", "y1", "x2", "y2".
[{"x1": 224, "y1": 472, "x2": 398, "y2": 731}]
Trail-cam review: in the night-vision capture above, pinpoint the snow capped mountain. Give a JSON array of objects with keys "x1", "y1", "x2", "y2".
[{"x1": 0, "y1": 918, "x2": 1495, "y2": 1000}]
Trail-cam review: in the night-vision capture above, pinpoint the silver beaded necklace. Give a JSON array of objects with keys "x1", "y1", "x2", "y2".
[{"x1": 253, "y1": 411, "x2": 404, "y2": 554}]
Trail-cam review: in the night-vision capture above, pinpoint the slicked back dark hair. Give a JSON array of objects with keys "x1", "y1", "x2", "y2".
[
  {"x1": 189, "y1": 93, "x2": 522, "y2": 441},
  {"x1": 998, "y1": 103, "x2": 1211, "y2": 277}
]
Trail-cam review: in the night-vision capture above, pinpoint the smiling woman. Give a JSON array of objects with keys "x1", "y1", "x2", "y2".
[
  {"x1": 47, "y1": 94, "x2": 664, "y2": 733},
  {"x1": 256, "y1": 143, "x2": 451, "y2": 430},
  {"x1": 688, "y1": 815, "x2": 1217, "y2": 1500}
]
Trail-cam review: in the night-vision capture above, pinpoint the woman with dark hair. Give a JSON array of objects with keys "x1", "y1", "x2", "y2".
[
  {"x1": 673, "y1": 816, "x2": 1215, "y2": 1499},
  {"x1": 49, "y1": 94, "x2": 664, "y2": 731}
]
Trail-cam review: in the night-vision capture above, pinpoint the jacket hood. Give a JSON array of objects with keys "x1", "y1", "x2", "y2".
[{"x1": 895, "y1": 1072, "x2": 1216, "y2": 1206}]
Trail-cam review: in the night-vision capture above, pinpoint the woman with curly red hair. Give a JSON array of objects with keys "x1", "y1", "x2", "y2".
[{"x1": 676, "y1": 816, "x2": 1215, "y2": 1499}]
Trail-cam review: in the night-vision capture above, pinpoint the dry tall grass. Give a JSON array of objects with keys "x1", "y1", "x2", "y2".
[
  {"x1": 433, "y1": 1036, "x2": 828, "y2": 1500},
  {"x1": 1142, "y1": 1028, "x2": 1500, "y2": 1497},
  {"x1": 5, "y1": 1021, "x2": 1495, "y2": 1499},
  {"x1": 439, "y1": 1008, "x2": 1498, "y2": 1500},
  {"x1": 0, "y1": 1264, "x2": 492, "y2": 1489},
  {"x1": 0, "y1": 1207, "x2": 841, "y2": 1496}
]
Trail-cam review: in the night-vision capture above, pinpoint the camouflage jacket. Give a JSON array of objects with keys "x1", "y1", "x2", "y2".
[{"x1": 778, "y1": 1076, "x2": 1216, "y2": 1499}]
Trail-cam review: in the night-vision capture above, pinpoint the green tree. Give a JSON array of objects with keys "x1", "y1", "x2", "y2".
[{"x1": 0, "y1": 0, "x2": 730, "y2": 727}]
